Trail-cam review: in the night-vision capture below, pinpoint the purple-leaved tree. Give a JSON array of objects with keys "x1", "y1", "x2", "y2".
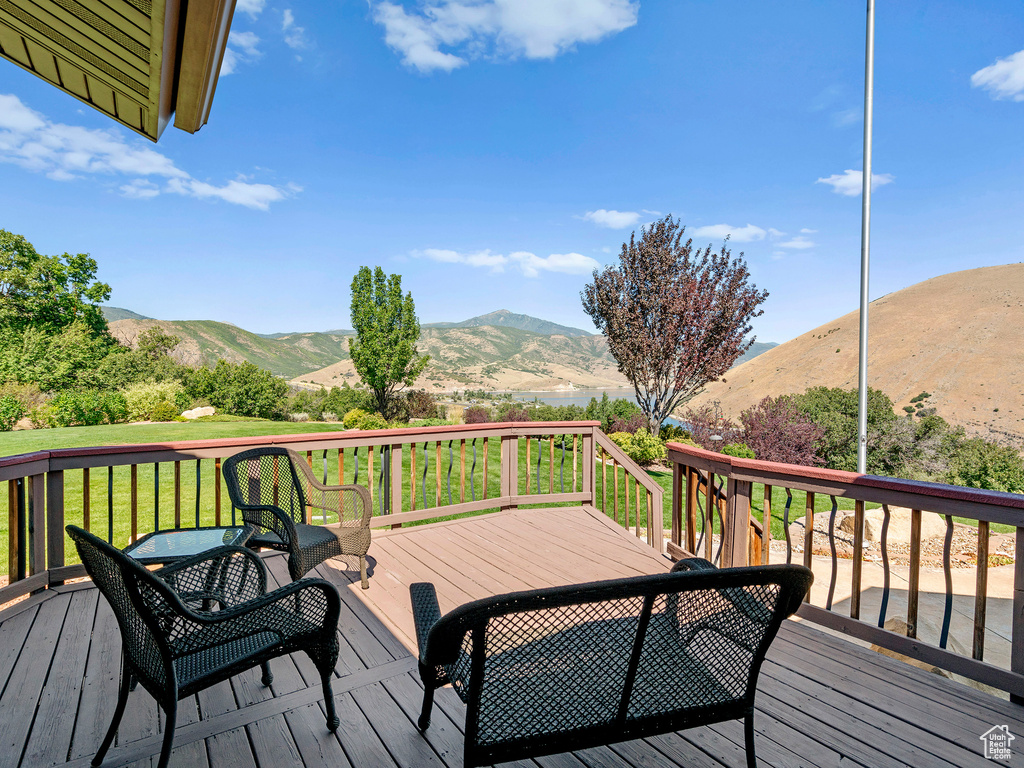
[{"x1": 582, "y1": 216, "x2": 768, "y2": 433}]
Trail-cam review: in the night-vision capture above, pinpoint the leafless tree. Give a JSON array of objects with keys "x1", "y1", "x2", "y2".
[{"x1": 582, "y1": 216, "x2": 767, "y2": 432}]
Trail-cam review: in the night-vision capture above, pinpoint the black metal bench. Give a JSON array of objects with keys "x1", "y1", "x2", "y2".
[{"x1": 411, "y1": 558, "x2": 813, "y2": 768}]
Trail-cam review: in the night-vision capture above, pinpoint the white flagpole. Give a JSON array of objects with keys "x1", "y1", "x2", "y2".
[{"x1": 857, "y1": 0, "x2": 875, "y2": 474}]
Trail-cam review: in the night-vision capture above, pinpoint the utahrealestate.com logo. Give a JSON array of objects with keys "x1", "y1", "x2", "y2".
[{"x1": 981, "y1": 725, "x2": 1015, "y2": 761}]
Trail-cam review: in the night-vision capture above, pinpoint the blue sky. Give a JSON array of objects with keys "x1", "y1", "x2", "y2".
[{"x1": 1, "y1": 0, "x2": 1022, "y2": 342}]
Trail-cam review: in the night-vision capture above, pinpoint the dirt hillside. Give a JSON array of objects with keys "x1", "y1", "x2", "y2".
[{"x1": 687, "y1": 263, "x2": 1024, "y2": 445}]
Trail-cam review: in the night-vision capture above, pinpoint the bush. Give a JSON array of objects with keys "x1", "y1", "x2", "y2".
[
  {"x1": 659, "y1": 423, "x2": 690, "y2": 441},
  {"x1": 184, "y1": 360, "x2": 287, "y2": 420},
  {"x1": 496, "y1": 403, "x2": 531, "y2": 422},
  {"x1": 610, "y1": 413, "x2": 646, "y2": 434},
  {"x1": 343, "y1": 408, "x2": 368, "y2": 429},
  {"x1": 738, "y1": 395, "x2": 824, "y2": 466},
  {"x1": 903, "y1": 405, "x2": 916, "y2": 414},
  {"x1": 0, "y1": 395, "x2": 25, "y2": 431},
  {"x1": 288, "y1": 412, "x2": 310, "y2": 422},
  {"x1": 150, "y1": 401, "x2": 178, "y2": 422},
  {"x1": 721, "y1": 442, "x2": 756, "y2": 459},
  {"x1": 122, "y1": 380, "x2": 186, "y2": 421},
  {"x1": 410, "y1": 418, "x2": 453, "y2": 427},
  {"x1": 406, "y1": 389, "x2": 442, "y2": 420},
  {"x1": 609, "y1": 429, "x2": 665, "y2": 466},
  {"x1": 322, "y1": 411, "x2": 339, "y2": 422},
  {"x1": 464, "y1": 406, "x2": 491, "y2": 424},
  {"x1": 48, "y1": 389, "x2": 128, "y2": 427},
  {"x1": 356, "y1": 412, "x2": 389, "y2": 431}
]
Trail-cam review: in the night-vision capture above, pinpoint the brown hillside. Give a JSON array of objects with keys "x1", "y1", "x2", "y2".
[{"x1": 687, "y1": 263, "x2": 1024, "y2": 445}]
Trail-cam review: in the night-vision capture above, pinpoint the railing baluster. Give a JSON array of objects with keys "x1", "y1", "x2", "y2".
[
  {"x1": 634, "y1": 477, "x2": 641, "y2": 539},
  {"x1": 130, "y1": 465, "x2": 138, "y2": 543},
  {"x1": 803, "y1": 491, "x2": 815, "y2": 575},
  {"x1": 214, "y1": 458, "x2": 222, "y2": 527},
  {"x1": 423, "y1": 442, "x2": 430, "y2": 509},
  {"x1": 601, "y1": 448, "x2": 608, "y2": 514},
  {"x1": 536, "y1": 437, "x2": 542, "y2": 494},
  {"x1": 826, "y1": 495, "x2": 838, "y2": 610},
  {"x1": 572, "y1": 435, "x2": 578, "y2": 494},
  {"x1": 174, "y1": 461, "x2": 181, "y2": 528},
  {"x1": 974, "y1": 520, "x2": 990, "y2": 660},
  {"x1": 549, "y1": 436, "x2": 554, "y2": 493},
  {"x1": 8, "y1": 480, "x2": 19, "y2": 583},
  {"x1": 446, "y1": 441, "x2": 454, "y2": 506},
  {"x1": 482, "y1": 437, "x2": 489, "y2": 500},
  {"x1": 713, "y1": 476, "x2": 725, "y2": 565},
  {"x1": 195, "y1": 459, "x2": 201, "y2": 528},
  {"x1": 907, "y1": 508, "x2": 922, "y2": 638},
  {"x1": 704, "y1": 472, "x2": 715, "y2": 562},
  {"x1": 469, "y1": 439, "x2": 477, "y2": 501},
  {"x1": 379, "y1": 446, "x2": 388, "y2": 515},
  {"x1": 308, "y1": 450, "x2": 315, "y2": 522},
  {"x1": 762, "y1": 484, "x2": 772, "y2": 565},
  {"x1": 16, "y1": 478, "x2": 26, "y2": 580},
  {"x1": 782, "y1": 488, "x2": 793, "y2": 565},
  {"x1": 435, "y1": 442, "x2": 441, "y2": 507},
  {"x1": 525, "y1": 437, "x2": 532, "y2": 495},
  {"x1": 612, "y1": 459, "x2": 619, "y2": 524},
  {"x1": 878, "y1": 503, "x2": 892, "y2": 627},
  {"x1": 460, "y1": 439, "x2": 466, "y2": 504},
  {"x1": 940, "y1": 514, "x2": 954, "y2": 649},
  {"x1": 686, "y1": 468, "x2": 697, "y2": 554},
  {"x1": 154, "y1": 463, "x2": 160, "y2": 530},
  {"x1": 411, "y1": 442, "x2": 417, "y2": 511},
  {"x1": 624, "y1": 472, "x2": 631, "y2": 532},
  {"x1": 368, "y1": 446, "x2": 375, "y2": 512},
  {"x1": 83, "y1": 467, "x2": 90, "y2": 533},
  {"x1": 559, "y1": 437, "x2": 565, "y2": 493},
  {"x1": 851, "y1": 499, "x2": 864, "y2": 620},
  {"x1": 106, "y1": 466, "x2": 114, "y2": 543}
]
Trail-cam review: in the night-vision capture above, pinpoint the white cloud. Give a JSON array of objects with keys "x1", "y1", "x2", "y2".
[
  {"x1": 800, "y1": 227, "x2": 817, "y2": 234},
  {"x1": 972, "y1": 50, "x2": 1024, "y2": 102},
  {"x1": 413, "y1": 247, "x2": 599, "y2": 277},
  {"x1": 582, "y1": 209, "x2": 641, "y2": 229},
  {"x1": 816, "y1": 169, "x2": 894, "y2": 196},
  {"x1": 832, "y1": 108, "x2": 860, "y2": 127},
  {"x1": 373, "y1": 0, "x2": 638, "y2": 73},
  {"x1": 776, "y1": 236, "x2": 815, "y2": 250},
  {"x1": 235, "y1": 0, "x2": 266, "y2": 19},
  {"x1": 282, "y1": 9, "x2": 308, "y2": 50},
  {"x1": 692, "y1": 223, "x2": 766, "y2": 243},
  {"x1": 220, "y1": 31, "x2": 261, "y2": 76},
  {"x1": 0, "y1": 94, "x2": 297, "y2": 210},
  {"x1": 767, "y1": 227, "x2": 785, "y2": 238}
]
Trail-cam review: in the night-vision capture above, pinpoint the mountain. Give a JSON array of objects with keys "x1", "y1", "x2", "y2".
[
  {"x1": 423, "y1": 310, "x2": 591, "y2": 337},
  {"x1": 735, "y1": 341, "x2": 778, "y2": 367},
  {"x1": 686, "y1": 263, "x2": 1024, "y2": 444},
  {"x1": 101, "y1": 306, "x2": 151, "y2": 322},
  {"x1": 107, "y1": 319, "x2": 350, "y2": 379}
]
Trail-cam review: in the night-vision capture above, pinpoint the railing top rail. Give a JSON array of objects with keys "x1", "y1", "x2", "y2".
[
  {"x1": 666, "y1": 441, "x2": 1024, "y2": 512},
  {"x1": 0, "y1": 421, "x2": 603, "y2": 468}
]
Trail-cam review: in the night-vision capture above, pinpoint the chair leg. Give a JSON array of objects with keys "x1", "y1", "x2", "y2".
[
  {"x1": 261, "y1": 662, "x2": 274, "y2": 686},
  {"x1": 745, "y1": 710, "x2": 758, "y2": 768},
  {"x1": 92, "y1": 662, "x2": 132, "y2": 766},
  {"x1": 323, "y1": 674, "x2": 339, "y2": 731},
  {"x1": 360, "y1": 555, "x2": 368, "y2": 589},
  {"x1": 156, "y1": 703, "x2": 177, "y2": 768},
  {"x1": 418, "y1": 685, "x2": 435, "y2": 731}
]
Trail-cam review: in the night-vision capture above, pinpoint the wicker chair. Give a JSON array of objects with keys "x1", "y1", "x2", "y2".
[
  {"x1": 222, "y1": 446, "x2": 373, "y2": 587},
  {"x1": 67, "y1": 525, "x2": 341, "y2": 768},
  {"x1": 411, "y1": 558, "x2": 813, "y2": 768}
]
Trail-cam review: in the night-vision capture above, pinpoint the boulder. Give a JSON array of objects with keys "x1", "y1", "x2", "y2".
[
  {"x1": 838, "y1": 506, "x2": 948, "y2": 543},
  {"x1": 181, "y1": 406, "x2": 216, "y2": 420}
]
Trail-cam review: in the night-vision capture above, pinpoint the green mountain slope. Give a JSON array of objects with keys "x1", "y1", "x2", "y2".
[
  {"x1": 101, "y1": 306, "x2": 151, "y2": 322},
  {"x1": 107, "y1": 318, "x2": 350, "y2": 379},
  {"x1": 423, "y1": 309, "x2": 591, "y2": 337}
]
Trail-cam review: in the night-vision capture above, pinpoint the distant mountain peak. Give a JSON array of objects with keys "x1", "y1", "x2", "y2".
[
  {"x1": 423, "y1": 310, "x2": 592, "y2": 337},
  {"x1": 101, "y1": 306, "x2": 152, "y2": 322}
]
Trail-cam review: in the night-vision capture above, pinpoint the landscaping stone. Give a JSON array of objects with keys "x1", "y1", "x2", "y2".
[
  {"x1": 838, "y1": 506, "x2": 948, "y2": 543},
  {"x1": 181, "y1": 406, "x2": 216, "y2": 420}
]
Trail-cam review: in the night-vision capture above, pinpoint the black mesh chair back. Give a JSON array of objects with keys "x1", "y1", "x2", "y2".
[
  {"x1": 68, "y1": 525, "x2": 174, "y2": 694},
  {"x1": 412, "y1": 559, "x2": 813, "y2": 768},
  {"x1": 224, "y1": 446, "x2": 306, "y2": 537}
]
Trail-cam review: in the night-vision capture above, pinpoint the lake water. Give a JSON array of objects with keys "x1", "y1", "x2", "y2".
[{"x1": 509, "y1": 389, "x2": 684, "y2": 426}]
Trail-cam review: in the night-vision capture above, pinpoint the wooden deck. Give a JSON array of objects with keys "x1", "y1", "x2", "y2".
[{"x1": 2, "y1": 505, "x2": 1022, "y2": 768}]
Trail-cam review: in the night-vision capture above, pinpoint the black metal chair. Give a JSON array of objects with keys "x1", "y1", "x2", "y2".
[
  {"x1": 222, "y1": 446, "x2": 373, "y2": 587},
  {"x1": 411, "y1": 558, "x2": 813, "y2": 768},
  {"x1": 67, "y1": 525, "x2": 341, "y2": 768}
]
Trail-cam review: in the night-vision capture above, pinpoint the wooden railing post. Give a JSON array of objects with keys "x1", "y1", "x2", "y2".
[
  {"x1": 671, "y1": 462, "x2": 683, "y2": 549},
  {"x1": 46, "y1": 470, "x2": 64, "y2": 576},
  {"x1": 581, "y1": 429, "x2": 594, "y2": 505},
  {"x1": 8, "y1": 479, "x2": 20, "y2": 582},
  {"x1": 28, "y1": 473, "x2": 45, "y2": 577},
  {"x1": 1012, "y1": 526, "x2": 1024, "y2": 705},
  {"x1": 722, "y1": 478, "x2": 751, "y2": 568},
  {"x1": 391, "y1": 444, "x2": 403, "y2": 529},
  {"x1": 500, "y1": 433, "x2": 517, "y2": 510},
  {"x1": 685, "y1": 468, "x2": 697, "y2": 554}
]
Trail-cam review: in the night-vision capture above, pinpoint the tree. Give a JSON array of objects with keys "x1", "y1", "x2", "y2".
[
  {"x1": 348, "y1": 266, "x2": 429, "y2": 417},
  {"x1": 738, "y1": 395, "x2": 825, "y2": 466},
  {"x1": 136, "y1": 326, "x2": 181, "y2": 359},
  {"x1": 581, "y1": 216, "x2": 767, "y2": 433},
  {"x1": 0, "y1": 229, "x2": 111, "y2": 338}
]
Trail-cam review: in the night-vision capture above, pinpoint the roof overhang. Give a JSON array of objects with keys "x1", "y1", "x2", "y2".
[{"x1": 0, "y1": 0, "x2": 236, "y2": 142}]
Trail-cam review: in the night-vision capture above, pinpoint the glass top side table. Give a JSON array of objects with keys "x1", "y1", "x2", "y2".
[{"x1": 122, "y1": 526, "x2": 253, "y2": 565}]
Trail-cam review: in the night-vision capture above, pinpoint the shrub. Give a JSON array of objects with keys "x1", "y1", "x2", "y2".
[
  {"x1": 184, "y1": 360, "x2": 287, "y2": 420},
  {"x1": 343, "y1": 408, "x2": 368, "y2": 429},
  {"x1": 721, "y1": 442, "x2": 756, "y2": 459},
  {"x1": 738, "y1": 395, "x2": 824, "y2": 466},
  {"x1": 122, "y1": 380, "x2": 186, "y2": 421},
  {"x1": 150, "y1": 401, "x2": 178, "y2": 422},
  {"x1": 48, "y1": 389, "x2": 128, "y2": 427},
  {"x1": 610, "y1": 413, "x2": 647, "y2": 434},
  {"x1": 659, "y1": 423, "x2": 691, "y2": 441},
  {"x1": 609, "y1": 429, "x2": 665, "y2": 466},
  {"x1": 288, "y1": 412, "x2": 310, "y2": 422},
  {"x1": 0, "y1": 395, "x2": 25, "y2": 431},
  {"x1": 464, "y1": 406, "x2": 491, "y2": 424},
  {"x1": 410, "y1": 418, "x2": 453, "y2": 427},
  {"x1": 406, "y1": 389, "x2": 442, "y2": 419},
  {"x1": 28, "y1": 404, "x2": 53, "y2": 429},
  {"x1": 322, "y1": 411, "x2": 339, "y2": 422},
  {"x1": 903, "y1": 405, "x2": 916, "y2": 414},
  {"x1": 496, "y1": 403, "x2": 531, "y2": 422},
  {"x1": 356, "y1": 412, "x2": 389, "y2": 431}
]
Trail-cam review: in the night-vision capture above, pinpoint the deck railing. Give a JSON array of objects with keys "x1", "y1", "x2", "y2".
[
  {"x1": 0, "y1": 421, "x2": 662, "y2": 606},
  {"x1": 666, "y1": 440, "x2": 1024, "y2": 701}
]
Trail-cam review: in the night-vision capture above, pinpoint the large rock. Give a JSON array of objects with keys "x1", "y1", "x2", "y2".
[
  {"x1": 181, "y1": 406, "x2": 216, "y2": 420},
  {"x1": 838, "y1": 506, "x2": 948, "y2": 543}
]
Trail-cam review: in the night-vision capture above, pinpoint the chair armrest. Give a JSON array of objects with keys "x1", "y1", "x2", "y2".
[
  {"x1": 671, "y1": 557, "x2": 717, "y2": 573},
  {"x1": 158, "y1": 545, "x2": 268, "y2": 608},
  {"x1": 410, "y1": 582, "x2": 444, "y2": 663}
]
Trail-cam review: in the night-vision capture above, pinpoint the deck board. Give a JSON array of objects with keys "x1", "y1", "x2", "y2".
[{"x1": 2, "y1": 504, "x2": 1023, "y2": 768}]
